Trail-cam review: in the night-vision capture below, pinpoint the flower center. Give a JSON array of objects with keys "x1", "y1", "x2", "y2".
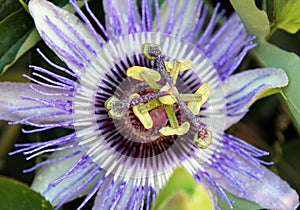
[
  {"x1": 105, "y1": 43, "x2": 212, "y2": 149},
  {"x1": 74, "y1": 32, "x2": 225, "y2": 178}
]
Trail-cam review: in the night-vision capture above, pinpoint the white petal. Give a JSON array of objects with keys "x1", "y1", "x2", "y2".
[
  {"x1": 31, "y1": 148, "x2": 102, "y2": 206},
  {"x1": 103, "y1": 0, "x2": 141, "y2": 39},
  {"x1": 222, "y1": 166, "x2": 299, "y2": 210},
  {"x1": 0, "y1": 82, "x2": 71, "y2": 124},
  {"x1": 202, "y1": 68, "x2": 288, "y2": 131},
  {"x1": 29, "y1": 0, "x2": 103, "y2": 74},
  {"x1": 155, "y1": 0, "x2": 201, "y2": 36}
]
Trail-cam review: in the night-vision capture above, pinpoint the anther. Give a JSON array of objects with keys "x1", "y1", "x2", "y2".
[
  {"x1": 188, "y1": 83, "x2": 210, "y2": 115},
  {"x1": 131, "y1": 93, "x2": 153, "y2": 129},
  {"x1": 159, "y1": 122, "x2": 190, "y2": 136},
  {"x1": 127, "y1": 66, "x2": 161, "y2": 82}
]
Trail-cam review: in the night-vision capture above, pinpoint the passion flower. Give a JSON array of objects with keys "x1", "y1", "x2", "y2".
[{"x1": 2, "y1": 0, "x2": 298, "y2": 209}]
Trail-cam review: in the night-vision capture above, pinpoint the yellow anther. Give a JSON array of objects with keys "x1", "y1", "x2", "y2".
[
  {"x1": 170, "y1": 61, "x2": 181, "y2": 83},
  {"x1": 127, "y1": 66, "x2": 161, "y2": 82},
  {"x1": 165, "y1": 59, "x2": 193, "y2": 72},
  {"x1": 188, "y1": 83, "x2": 210, "y2": 115},
  {"x1": 159, "y1": 122, "x2": 190, "y2": 136},
  {"x1": 131, "y1": 93, "x2": 153, "y2": 129},
  {"x1": 194, "y1": 128, "x2": 212, "y2": 149},
  {"x1": 158, "y1": 84, "x2": 177, "y2": 105}
]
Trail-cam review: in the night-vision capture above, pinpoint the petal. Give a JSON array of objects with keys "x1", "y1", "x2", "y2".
[
  {"x1": 0, "y1": 82, "x2": 71, "y2": 124},
  {"x1": 189, "y1": 133, "x2": 298, "y2": 210},
  {"x1": 29, "y1": 0, "x2": 103, "y2": 74},
  {"x1": 222, "y1": 166, "x2": 299, "y2": 210},
  {"x1": 31, "y1": 148, "x2": 103, "y2": 207},
  {"x1": 92, "y1": 176, "x2": 155, "y2": 210},
  {"x1": 201, "y1": 68, "x2": 288, "y2": 131},
  {"x1": 203, "y1": 13, "x2": 256, "y2": 81},
  {"x1": 155, "y1": 0, "x2": 207, "y2": 38},
  {"x1": 103, "y1": 0, "x2": 141, "y2": 39}
]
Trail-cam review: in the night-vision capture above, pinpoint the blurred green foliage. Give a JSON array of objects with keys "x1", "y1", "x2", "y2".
[{"x1": 0, "y1": 175, "x2": 53, "y2": 210}]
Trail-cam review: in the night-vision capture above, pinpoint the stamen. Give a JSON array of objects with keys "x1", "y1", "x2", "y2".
[
  {"x1": 165, "y1": 59, "x2": 194, "y2": 72},
  {"x1": 127, "y1": 64, "x2": 180, "y2": 129},
  {"x1": 131, "y1": 93, "x2": 153, "y2": 129},
  {"x1": 142, "y1": 43, "x2": 213, "y2": 149},
  {"x1": 140, "y1": 71, "x2": 161, "y2": 91},
  {"x1": 105, "y1": 91, "x2": 169, "y2": 118},
  {"x1": 158, "y1": 84, "x2": 177, "y2": 105},
  {"x1": 138, "y1": 99, "x2": 161, "y2": 113},
  {"x1": 159, "y1": 121, "x2": 190, "y2": 136},
  {"x1": 181, "y1": 94, "x2": 203, "y2": 102},
  {"x1": 104, "y1": 43, "x2": 212, "y2": 146},
  {"x1": 169, "y1": 60, "x2": 181, "y2": 83},
  {"x1": 165, "y1": 59, "x2": 193, "y2": 83},
  {"x1": 188, "y1": 83, "x2": 210, "y2": 115},
  {"x1": 163, "y1": 104, "x2": 179, "y2": 128},
  {"x1": 126, "y1": 66, "x2": 161, "y2": 82}
]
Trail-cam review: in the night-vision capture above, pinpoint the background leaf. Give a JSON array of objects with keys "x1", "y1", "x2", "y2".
[
  {"x1": 151, "y1": 167, "x2": 214, "y2": 210},
  {"x1": 229, "y1": 0, "x2": 270, "y2": 41},
  {"x1": 0, "y1": 0, "x2": 85, "y2": 75},
  {"x1": 0, "y1": 176, "x2": 53, "y2": 210},
  {"x1": 274, "y1": 0, "x2": 300, "y2": 34},
  {"x1": 0, "y1": 0, "x2": 23, "y2": 21},
  {"x1": 253, "y1": 42, "x2": 300, "y2": 134},
  {"x1": 218, "y1": 190, "x2": 262, "y2": 210},
  {"x1": 0, "y1": 8, "x2": 35, "y2": 75}
]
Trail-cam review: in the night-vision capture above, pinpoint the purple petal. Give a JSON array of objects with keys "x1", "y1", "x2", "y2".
[
  {"x1": 203, "y1": 13, "x2": 256, "y2": 81},
  {"x1": 157, "y1": 0, "x2": 205, "y2": 36},
  {"x1": 0, "y1": 82, "x2": 72, "y2": 124},
  {"x1": 103, "y1": 0, "x2": 141, "y2": 39},
  {"x1": 224, "y1": 166, "x2": 299, "y2": 209},
  {"x1": 29, "y1": 0, "x2": 103, "y2": 73},
  {"x1": 201, "y1": 68, "x2": 288, "y2": 131},
  {"x1": 31, "y1": 148, "x2": 103, "y2": 207}
]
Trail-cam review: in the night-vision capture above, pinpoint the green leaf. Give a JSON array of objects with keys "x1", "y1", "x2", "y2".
[
  {"x1": 0, "y1": 8, "x2": 35, "y2": 75},
  {"x1": 229, "y1": 0, "x2": 270, "y2": 42},
  {"x1": 0, "y1": 0, "x2": 23, "y2": 21},
  {"x1": 19, "y1": 0, "x2": 29, "y2": 13},
  {"x1": 218, "y1": 190, "x2": 262, "y2": 210},
  {"x1": 274, "y1": 0, "x2": 300, "y2": 34},
  {"x1": 253, "y1": 42, "x2": 300, "y2": 134},
  {"x1": 0, "y1": 176, "x2": 53, "y2": 210},
  {"x1": 0, "y1": 1, "x2": 86, "y2": 76},
  {"x1": 3, "y1": 29, "x2": 40, "y2": 73},
  {"x1": 152, "y1": 167, "x2": 214, "y2": 210},
  {"x1": 277, "y1": 140, "x2": 300, "y2": 193}
]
